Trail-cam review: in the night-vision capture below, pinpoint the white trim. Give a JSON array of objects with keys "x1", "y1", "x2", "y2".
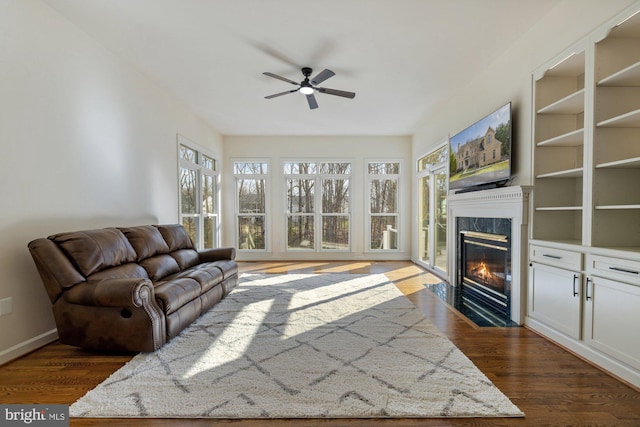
[{"x1": 0, "y1": 329, "x2": 58, "y2": 366}]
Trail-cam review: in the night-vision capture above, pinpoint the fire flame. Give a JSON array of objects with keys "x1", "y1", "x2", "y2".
[{"x1": 472, "y1": 261, "x2": 494, "y2": 281}]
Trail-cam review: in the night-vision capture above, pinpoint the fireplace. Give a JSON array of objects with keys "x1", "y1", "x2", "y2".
[
  {"x1": 460, "y1": 231, "x2": 511, "y2": 318},
  {"x1": 446, "y1": 186, "x2": 531, "y2": 325}
]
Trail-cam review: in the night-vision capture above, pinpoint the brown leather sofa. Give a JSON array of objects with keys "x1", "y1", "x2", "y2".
[{"x1": 28, "y1": 224, "x2": 238, "y2": 352}]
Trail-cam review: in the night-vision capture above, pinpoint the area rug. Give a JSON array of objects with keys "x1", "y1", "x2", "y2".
[{"x1": 70, "y1": 273, "x2": 524, "y2": 418}]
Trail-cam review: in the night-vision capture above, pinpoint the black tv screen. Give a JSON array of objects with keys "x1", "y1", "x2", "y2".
[{"x1": 449, "y1": 102, "x2": 512, "y2": 191}]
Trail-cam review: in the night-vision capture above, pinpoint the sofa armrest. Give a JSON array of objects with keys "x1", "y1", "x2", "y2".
[
  {"x1": 198, "y1": 247, "x2": 236, "y2": 262},
  {"x1": 63, "y1": 277, "x2": 156, "y2": 308},
  {"x1": 58, "y1": 277, "x2": 166, "y2": 352}
]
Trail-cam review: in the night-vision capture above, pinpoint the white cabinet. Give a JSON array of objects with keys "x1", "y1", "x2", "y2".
[
  {"x1": 527, "y1": 244, "x2": 640, "y2": 387},
  {"x1": 584, "y1": 275, "x2": 640, "y2": 371},
  {"x1": 528, "y1": 262, "x2": 582, "y2": 340}
]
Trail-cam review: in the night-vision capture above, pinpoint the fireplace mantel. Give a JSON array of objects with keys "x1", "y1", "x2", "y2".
[{"x1": 447, "y1": 185, "x2": 532, "y2": 324}]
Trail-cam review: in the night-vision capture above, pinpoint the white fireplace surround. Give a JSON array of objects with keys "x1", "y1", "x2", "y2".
[{"x1": 446, "y1": 185, "x2": 532, "y2": 324}]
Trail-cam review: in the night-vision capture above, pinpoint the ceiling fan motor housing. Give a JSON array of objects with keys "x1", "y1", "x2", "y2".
[{"x1": 263, "y1": 66, "x2": 355, "y2": 109}]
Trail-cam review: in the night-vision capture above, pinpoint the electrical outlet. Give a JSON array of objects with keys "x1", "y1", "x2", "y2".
[{"x1": 0, "y1": 297, "x2": 12, "y2": 316}]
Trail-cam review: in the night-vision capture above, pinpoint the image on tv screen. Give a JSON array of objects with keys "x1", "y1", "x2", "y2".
[{"x1": 449, "y1": 102, "x2": 511, "y2": 190}]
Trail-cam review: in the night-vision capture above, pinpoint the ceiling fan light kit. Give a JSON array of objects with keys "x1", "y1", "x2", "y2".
[{"x1": 263, "y1": 67, "x2": 355, "y2": 110}]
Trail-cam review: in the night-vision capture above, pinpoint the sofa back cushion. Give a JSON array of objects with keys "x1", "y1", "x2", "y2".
[
  {"x1": 88, "y1": 263, "x2": 150, "y2": 281},
  {"x1": 120, "y1": 225, "x2": 171, "y2": 261},
  {"x1": 51, "y1": 228, "x2": 136, "y2": 277},
  {"x1": 155, "y1": 224, "x2": 194, "y2": 251},
  {"x1": 170, "y1": 249, "x2": 200, "y2": 270},
  {"x1": 140, "y1": 255, "x2": 180, "y2": 281}
]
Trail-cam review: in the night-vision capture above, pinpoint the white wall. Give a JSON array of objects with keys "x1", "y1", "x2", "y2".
[
  {"x1": 412, "y1": 0, "x2": 636, "y2": 184},
  {"x1": 0, "y1": 0, "x2": 224, "y2": 362},
  {"x1": 223, "y1": 136, "x2": 412, "y2": 260}
]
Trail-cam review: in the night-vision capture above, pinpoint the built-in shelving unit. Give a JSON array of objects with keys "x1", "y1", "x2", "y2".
[
  {"x1": 593, "y1": 9, "x2": 640, "y2": 249},
  {"x1": 528, "y1": 2, "x2": 640, "y2": 389},
  {"x1": 532, "y1": 47, "x2": 586, "y2": 244}
]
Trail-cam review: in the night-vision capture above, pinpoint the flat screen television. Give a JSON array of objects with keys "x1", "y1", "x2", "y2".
[{"x1": 449, "y1": 102, "x2": 512, "y2": 191}]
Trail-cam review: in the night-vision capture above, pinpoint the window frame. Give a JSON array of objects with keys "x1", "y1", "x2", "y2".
[
  {"x1": 283, "y1": 160, "x2": 352, "y2": 253},
  {"x1": 365, "y1": 159, "x2": 402, "y2": 252},
  {"x1": 233, "y1": 159, "x2": 270, "y2": 252},
  {"x1": 177, "y1": 135, "x2": 220, "y2": 250}
]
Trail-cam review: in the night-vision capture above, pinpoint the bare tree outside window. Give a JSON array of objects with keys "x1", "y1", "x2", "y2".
[
  {"x1": 322, "y1": 178, "x2": 350, "y2": 249},
  {"x1": 285, "y1": 161, "x2": 351, "y2": 251},
  {"x1": 235, "y1": 162, "x2": 268, "y2": 250},
  {"x1": 178, "y1": 141, "x2": 218, "y2": 249},
  {"x1": 368, "y1": 162, "x2": 400, "y2": 250}
]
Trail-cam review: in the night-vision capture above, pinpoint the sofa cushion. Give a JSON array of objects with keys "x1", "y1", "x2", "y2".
[
  {"x1": 52, "y1": 228, "x2": 136, "y2": 277},
  {"x1": 88, "y1": 263, "x2": 149, "y2": 281},
  {"x1": 211, "y1": 260, "x2": 238, "y2": 279},
  {"x1": 120, "y1": 225, "x2": 170, "y2": 261},
  {"x1": 154, "y1": 278, "x2": 201, "y2": 314},
  {"x1": 170, "y1": 249, "x2": 200, "y2": 270},
  {"x1": 169, "y1": 265, "x2": 224, "y2": 293},
  {"x1": 140, "y1": 254, "x2": 180, "y2": 281},
  {"x1": 155, "y1": 224, "x2": 194, "y2": 251}
]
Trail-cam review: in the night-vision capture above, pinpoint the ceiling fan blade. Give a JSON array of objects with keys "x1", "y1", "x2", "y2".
[
  {"x1": 310, "y1": 69, "x2": 335, "y2": 86},
  {"x1": 263, "y1": 72, "x2": 299, "y2": 86},
  {"x1": 265, "y1": 89, "x2": 298, "y2": 99},
  {"x1": 317, "y1": 87, "x2": 356, "y2": 99},
  {"x1": 306, "y1": 93, "x2": 319, "y2": 109}
]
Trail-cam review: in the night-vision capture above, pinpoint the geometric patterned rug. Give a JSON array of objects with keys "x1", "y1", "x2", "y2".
[{"x1": 70, "y1": 273, "x2": 524, "y2": 418}]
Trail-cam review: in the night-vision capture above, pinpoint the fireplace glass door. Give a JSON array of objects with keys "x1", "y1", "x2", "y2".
[{"x1": 460, "y1": 231, "x2": 510, "y2": 316}]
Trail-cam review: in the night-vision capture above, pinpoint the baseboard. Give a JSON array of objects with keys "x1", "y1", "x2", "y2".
[
  {"x1": 0, "y1": 329, "x2": 58, "y2": 366},
  {"x1": 524, "y1": 317, "x2": 640, "y2": 391}
]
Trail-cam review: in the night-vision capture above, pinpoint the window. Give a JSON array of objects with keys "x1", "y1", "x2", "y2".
[
  {"x1": 367, "y1": 162, "x2": 400, "y2": 251},
  {"x1": 234, "y1": 161, "x2": 268, "y2": 250},
  {"x1": 285, "y1": 161, "x2": 351, "y2": 251},
  {"x1": 178, "y1": 139, "x2": 219, "y2": 249},
  {"x1": 417, "y1": 144, "x2": 447, "y2": 274}
]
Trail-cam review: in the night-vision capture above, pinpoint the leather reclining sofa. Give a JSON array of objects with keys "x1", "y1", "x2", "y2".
[{"x1": 28, "y1": 224, "x2": 238, "y2": 352}]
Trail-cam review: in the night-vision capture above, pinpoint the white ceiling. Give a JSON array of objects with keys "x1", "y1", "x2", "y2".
[{"x1": 43, "y1": 0, "x2": 561, "y2": 136}]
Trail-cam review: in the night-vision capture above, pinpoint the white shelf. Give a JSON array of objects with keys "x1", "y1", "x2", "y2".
[
  {"x1": 537, "y1": 89, "x2": 585, "y2": 114},
  {"x1": 545, "y1": 52, "x2": 585, "y2": 77},
  {"x1": 596, "y1": 204, "x2": 640, "y2": 210},
  {"x1": 537, "y1": 128, "x2": 584, "y2": 147},
  {"x1": 536, "y1": 167, "x2": 583, "y2": 179},
  {"x1": 597, "y1": 108, "x2": 640, "y2": 127},
  {"x1": 598, "y1": 60, "x2": 640, "y2": 87},
  {"x1": 536, "y1": 206, "x2": 583, "y2": 211},
  {"x1": 596, "y1": 157, "x2": 640, "y2": 169}
]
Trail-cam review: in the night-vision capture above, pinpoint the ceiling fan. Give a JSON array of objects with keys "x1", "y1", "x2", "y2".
[{"x1": 263, "y1": 67, "x2": 355, "y2": 110}]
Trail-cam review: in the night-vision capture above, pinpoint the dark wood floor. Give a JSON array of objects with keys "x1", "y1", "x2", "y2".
[{"x1": 1, "y1": 261, "x2": 639, "y2": 426}]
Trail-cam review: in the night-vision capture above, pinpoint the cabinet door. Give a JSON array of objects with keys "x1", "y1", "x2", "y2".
[
  {"x1": 528, "y1": 262, "x2": 582, "y2": 339},
  {"x1": 584, "y1": 276, "x2": 640, "y2": 371}
]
